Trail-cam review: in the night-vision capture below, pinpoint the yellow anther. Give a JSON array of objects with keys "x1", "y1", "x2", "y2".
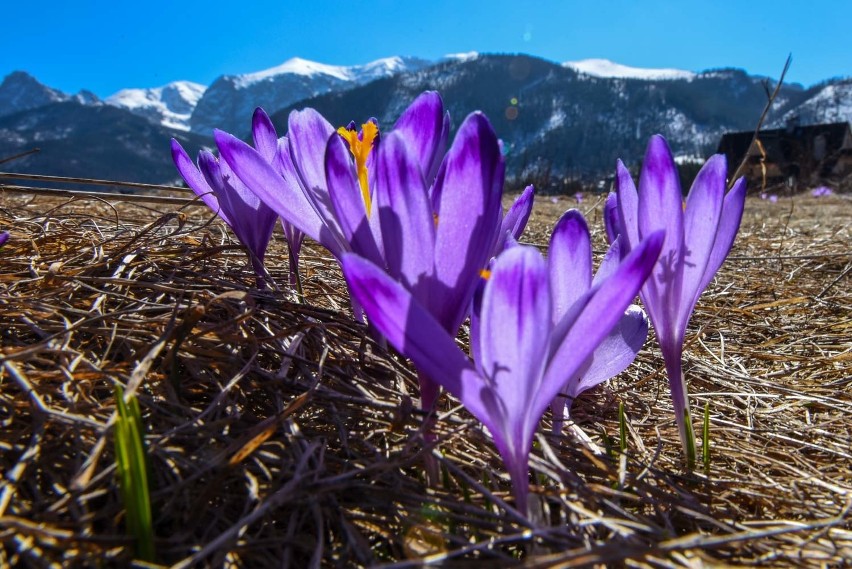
[
  {"x1": 479, "y1": 268, "x2": 492, "y2": 280},
  {"x1": 337, "y1": 121, "x2": 379, "y2": 214},
  {"x1": 433, "y1": 213, "x2": 439, "y2": 227}
]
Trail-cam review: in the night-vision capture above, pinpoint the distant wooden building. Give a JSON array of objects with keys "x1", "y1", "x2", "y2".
[{"x1": 717, "y1": 121, "x2": 852, "y2": 189}]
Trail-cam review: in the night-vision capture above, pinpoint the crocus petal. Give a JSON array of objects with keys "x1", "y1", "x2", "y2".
[
  {"x1": 476, "y1": 246, "x2": 552, "y2": 509},
  {"x1": 679, "y1": 154, "x2": 726, "y2": 326},
  {"x1": 215, "y1": 129, "x2": 345, "y2": 257},
  {"x1": 341, "y1": 253, "x2": 480, "y2": 409},
  {"x1": 252, "y1": 108, "x2": 279, "y2": 163},
  {"x1": 287, "y1": 108, "x2": 335, "y2": 196},
  {"x1": 697, "y1": 176, "x2": 747, "y2": 297},
  {"x1": 171, "y1": 139, "x2": 228, "y2": 225},
  {"x1": 603, "y1": 192, "x2": 620, "y2": 245},
  {"x1": 325, "y1": 134, "x2": 383, "y2": 265},
  {"x1": 548, "y1": 209, "x2": 592, "y2": 323},
  {"x1": 539, "y1": 230, "x2": 664, "y2": 417},
  {"x1": 591, "y1": 236, "x2": 623, "y2": 287},
  {"x1": 477, "y1": 246, "x2": 552, "y2": 427},
  {"x1": 286, "y1": 109, "x2": 340, "y2": 229},
  {"x1": 570, "y1": 305, "x2": 649, "y2": 396},
  {"x1": 637, "y1": 136, "x2": 685, "y2": 333},
  {"x1": 615, "y1": 160, "x2": 640, "y2": 252},
  {"x1": 431, "y1": 112, "x2": 504, "y2": 331},
  {"x1": 391, "y1": 91, "x2": 447, "y2": 183},
  {"x1": 0, "y1": 232, "x2": 8, "y2": 248},
  {"x1": 495, "y1": 184, "x2": 535, "y2": 252},
  {"x1": 372, "y1": 132, "x2": 435, "y2": 294}
]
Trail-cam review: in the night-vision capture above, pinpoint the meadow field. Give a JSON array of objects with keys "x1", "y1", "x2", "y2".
[{"x1": 0, "y1": 186, "x2": 850, "y2": 567}]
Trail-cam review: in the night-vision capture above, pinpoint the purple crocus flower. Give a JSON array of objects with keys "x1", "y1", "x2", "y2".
[
  {"x1": 216, "y1": 93, "x2": 531, "y2": 412},
  {"x1": 547, "y1": 210, "x2": 649, "y2": 434},
  {"x1": 341, "y1": 231, "x2": 663, "y2": 514},
  {"x1": 0, "y1": 231, "x2": 8, "y2": 248},
  {"x1": 171, "y1": 108, "x2": 303, "y2": 288},
  {"x1": 605, "y1": 135, "x2": 747, "y2": 465},
  {"x1": 811, "y1": 186, "x2": 833, "y2": 197}
]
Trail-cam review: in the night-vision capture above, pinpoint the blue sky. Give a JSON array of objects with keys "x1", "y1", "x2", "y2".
[{"x1": 4, "y1": 0, "x2": 850, "y2": 97}]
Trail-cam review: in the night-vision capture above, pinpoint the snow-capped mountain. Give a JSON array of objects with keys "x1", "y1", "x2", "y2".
[
  {"x1": 0, "y1": 71, "x2": 101, "y2": 118},
  {"x1": 189, "y1": 56, "x2": 432, "y2": 134},
  {"x1": 1, "y1": 55, "x2": 849, "y2": 188},
  {"x1": 106, "y1": 81, "x2": 206, "y2": 131},
  {"x1": 771, "y1": 78, "x2": 852, "y2": 127},
  {"x1": 563, "y1": 58, "x2": 696, "y2": 81}
]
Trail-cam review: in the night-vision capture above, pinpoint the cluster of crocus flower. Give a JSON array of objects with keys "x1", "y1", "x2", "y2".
[
  {"x1": 213, "y1": 92, "x2": 533, "y2": 412},
  {"x1": 605, "y1": 135, "x2": 746, "y2": 465},
  {"x1": 172, "y1": 109, "x2": 303, "y2": 288},
  {"x1": 172, "y1": 90, "x2": 747, "y2": 512},
  {"x1": 811, "y1": 186, "x2": 834, "y2": 197}
]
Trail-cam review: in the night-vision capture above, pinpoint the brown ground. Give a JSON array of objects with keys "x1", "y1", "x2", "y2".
[{"x1": 0, "y1": 185, "x2": 850, "y2": 567}]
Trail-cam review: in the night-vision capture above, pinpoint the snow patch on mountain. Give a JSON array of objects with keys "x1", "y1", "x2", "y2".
[
  {"x1": 106, "y1": 81, "x2": 206, "y2": 131},
  {"x1": 564, "y1": 58, "x2": 695, "y2": 81},
  {"x1": 444, "y1": 51, "x2": 479, "y2": 62},
  {"x1": 235, "y1": 57, "x2": 352, "y2": 87},
  {"x1": 774, "y1": 79, "x2": 852, "y2": 125}
]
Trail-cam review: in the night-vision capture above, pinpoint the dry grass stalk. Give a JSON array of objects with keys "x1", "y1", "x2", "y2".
[{"x1": 0, "y1": 186, "x2": 850, "y2": 567}]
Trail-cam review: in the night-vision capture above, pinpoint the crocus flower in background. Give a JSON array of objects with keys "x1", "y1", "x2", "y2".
[
  {"x1": 574, "y1": 191, "x2": 584, "y2": 204},
  {"x1": 811, "y1": 186, "x2": 834, "y2": 197},
  {"x1": 341, "y1": 230, "x2": 663, "y2": 514},
  {"x1": 605, "y1": 135, "x2": 747, "y2": 466},
  {"x1": 0, "y1": 232, "x2": 8, "y2": 248},
  {"x1": 217, "y1": 92, "x2": 532, "y2": 411},
  {"x1": 547, "y1": 210, "x2": 649, "y2": 434},
  {"x1": 171, "y1": 108, "x2": 303, "y2": 288},
  {"x1": 760, "y1": 192, "x2": 779, "y2": 203}
]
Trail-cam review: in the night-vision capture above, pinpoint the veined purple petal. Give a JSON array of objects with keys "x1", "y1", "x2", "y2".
[
  {"x1": 548, "y1": 209, "x2": 592, "y2": 323},
  {"x1": 476, "y1": 245, "x2": 552, "y2": 511},
  {"x1": 592, "y1": 236, "x2": 623, "y2": 287},
  {"x1": 615, "y1": 161, "x2": 640, "y2": 252},
  {"x1": 431, "y1": 112, "x2": 504, "y2": 332},
  {"x1": 539, "y1": 230, "x2": 664, "y2": 417},
  {"x1": 215, "y1": 129, "x2": 345, "y2": 257},
  {"x1": 570, "y1": 305, "x2": 648, "y2": 396},
  {"x1": 287, "y1": 108, "x2": 335, "y2": 195},
  {"x1": 197, "y1": 151, "x2": 276, "y2": 268},
  {"x1": 604, "y1": 192, "x2": 620, "y2": 246},
  {"x1": 392, "y1": 91, "x2": 447, "y2": 184},
  {"x1": 696, "y1": 176, "x2": 747, "y2": 298},
  {"x1": 325, "y1": 134, "x2": 383, "y2": 266},
  {"x1": 680, "y1": 154, "x2": 726, "y2": 327},
  {"x1": 372, "y1": 132, "x2": 435, "y2": 295},
  {"x1": 252, "y1": 108, "x2": 279, "y2": 163},
  {"x1": 637, "y1": 136, "x2": 685, "y2": 333},
  {"x1": 495, "y1": 184, "x2": 535, "y2": 253},
  {"x1": 171, "y1": 139, "x2": 228, "y2": 225},
  {"x1": 287, "y1": 109, "x2": 340, "y2": 229}
]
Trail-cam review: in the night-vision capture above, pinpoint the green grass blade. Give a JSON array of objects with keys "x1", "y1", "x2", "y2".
[
  {"x1": 618, "y1": 401, "x2": 628, "y2": 453},
  {"x1": 114, "y1": 385, "x2": 155, "y2": 562}
]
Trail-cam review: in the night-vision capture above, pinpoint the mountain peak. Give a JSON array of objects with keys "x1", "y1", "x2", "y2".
[
  {"x1": 563, "y1": 58, "x2": 695, "y2": 80},
  {"x1": 0, "y1": 70, "x2": 70, "y2": 118}
]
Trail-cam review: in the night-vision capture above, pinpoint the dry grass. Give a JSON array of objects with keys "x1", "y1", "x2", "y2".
[{"x1": 0, "y1": 185, "x2": 850, "y2": 568}]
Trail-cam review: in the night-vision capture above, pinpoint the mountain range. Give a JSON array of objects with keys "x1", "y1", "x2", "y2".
[{"x1": 1, "y1": 54, "x2": 850, "y2": 190}]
